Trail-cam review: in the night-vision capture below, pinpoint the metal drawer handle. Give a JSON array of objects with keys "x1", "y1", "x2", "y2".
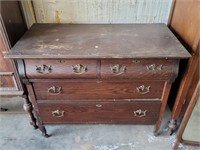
[
  {"x1": 111, "y1": 64, "x2": 126, "y2": 75},
  {"x1": 48, "y1": 86, "x2": 62, "y2": 95},
  {"x1": 146, "y1": 64, "x2": 163, "y2": 71},
  {"x1": 96, "y1": 104, "x2": 102, "y2": 108},
  {"x1": 35, "y1": 64, "x2": 52, "y2": 74},
  {"x1": 136, "y1": 85, "x2": 150, "y2": 94},
  {"x1": 52, "y1": 110, "x2": 65, "y2": 117},
  {"x1": 134, "y1": 109, "x2": 147, "y2": 117},
  {"x1": 72, "y1": 64, "x2": 87, "y2": 74}
]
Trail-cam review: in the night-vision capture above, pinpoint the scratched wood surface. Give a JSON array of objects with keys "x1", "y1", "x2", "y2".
[
  {"x1": 31, "y1": 0, "x2": 172, "y2": 24},
  {"x1": 8, "y1": 24, "x2": 190, "y2": 59}
]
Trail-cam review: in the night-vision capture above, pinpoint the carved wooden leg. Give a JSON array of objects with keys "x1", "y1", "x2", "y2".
[
  {"x1": 23, "y1": 97, "x2": 38, "y2": 129},
  {"x1": 168, "y1": 119, "x2": 177, "y2": 135}
]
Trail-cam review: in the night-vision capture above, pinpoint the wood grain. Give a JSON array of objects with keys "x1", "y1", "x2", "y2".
[
  {"x1": 25, "y1": 59, "x2": 98, "y2": 79},
  {"x1": 169, "y1": 0, "x2": 200, "y2": 52},
  {"x1": 38, "y1": 101, "x2": 161, "y2": 124},
  {"x1": 33, "y1": 81, "x2": 164, "y2": 100},
  {"x1": 7, "y1": 24, "x2": 190, "y2": 59},
  {"x1": 101, "y1": 59, "x2": 178, "y2": 80},
  {"x1": 0, "y1": 75, "x2": 15, "y2": 88}
]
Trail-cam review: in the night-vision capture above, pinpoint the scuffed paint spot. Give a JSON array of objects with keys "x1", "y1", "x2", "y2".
[
  {"x1": 55, "y1": 10, "x2": 61, "y2": 23},
  {"x1": 93, "y1": 145, "x2": 119, "y2": 150},
  {"x1": 75, "y1": 136, "x2": 81, "y2": 143},
  {"x1": 93, "y1": 143, "x2": 136, "y2": 150},
  {"x1": 80, "y1": 144, "x2": 92, "y2": 150}
]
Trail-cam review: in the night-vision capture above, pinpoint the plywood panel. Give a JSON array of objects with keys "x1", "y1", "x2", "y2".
[
  {"x1": 169, "y1": 0, "x2": 200, "y2": 51},
  {"x1": 32, "y1": 0, "x2": 172, "y2": 24}
]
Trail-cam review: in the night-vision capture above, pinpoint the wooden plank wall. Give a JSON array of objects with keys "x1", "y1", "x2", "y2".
[{"x1": 21, "y1": 0, "x2": 172, "y2": 28}]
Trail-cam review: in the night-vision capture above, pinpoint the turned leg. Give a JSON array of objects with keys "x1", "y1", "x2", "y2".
[
  {"x1": 24, "y1": 84, "x2": 50, "y2": 137},
  {"x1": 168, "y1": 119, "x2": 177, "y2": 135},
  {"x1": 23, "y1": 97, "x2": 38, "y2": 129}
]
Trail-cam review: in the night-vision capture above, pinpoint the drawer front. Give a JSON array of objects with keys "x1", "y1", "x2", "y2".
[
  {"x1": 101, "y1": 59, "x2": 177, "y2": 79},
  {"x1": 24, "y1": 59, "x2": 98, "y2": 79},
  {"x1": 38, "y1": 101, "x2": 161, "y2": 124},
  {"x1": 0, "y1": 75, "x2": 15, "y2": 88},
  {"x1": 33, "y1": 81, "x2": 164, "y2": 100}
]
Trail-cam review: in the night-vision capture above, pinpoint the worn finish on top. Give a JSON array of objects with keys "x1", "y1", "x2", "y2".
[{"x1": 8, "y1": 23, "x2": 190, "y2": 59}]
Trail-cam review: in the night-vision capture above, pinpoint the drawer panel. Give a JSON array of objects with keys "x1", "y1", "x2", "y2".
[
  {"x1": 38, "y1": 101, "x2": 161, "y2": 124},
  {"x1": 33, "y1": 81, "x2": 164, "y2": 100},
  {"x1": 0, "y1": 75, "x2": 15, "y2": 88},
  {"x1": 24, "y1": 59, "x2": 98, "y2": 79},
  {"x1": 101, "y1": 59, "x2": 177, "y2": 79}
]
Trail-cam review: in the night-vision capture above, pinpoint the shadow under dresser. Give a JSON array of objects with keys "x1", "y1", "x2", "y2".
[{"x1": 6, "y1": 24, "x2": 190, "y2": 137}]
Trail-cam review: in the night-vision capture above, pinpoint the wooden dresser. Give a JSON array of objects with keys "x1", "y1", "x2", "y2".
[{"x1": 6, "y1": 24, "x2": 190, "y2": 137}]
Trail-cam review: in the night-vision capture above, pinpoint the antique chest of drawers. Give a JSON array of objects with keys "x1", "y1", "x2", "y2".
[{"x1": 7, "y1": 24, "x2": 190, "y2": 137}]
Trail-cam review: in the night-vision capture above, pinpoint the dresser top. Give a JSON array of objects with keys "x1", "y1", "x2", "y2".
[{"x1": 7, "y1": 23, "x2": 190, "y2": 59}]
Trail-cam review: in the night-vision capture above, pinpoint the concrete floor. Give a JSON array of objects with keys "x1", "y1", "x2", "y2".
[{"x1": 0, "y1": 98, "x2": 199, "y2": 150}]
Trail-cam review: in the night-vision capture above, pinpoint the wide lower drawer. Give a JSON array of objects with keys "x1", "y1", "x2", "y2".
[
  {"x1": 38, "y1": 101, "x2": 161, "y2": 124},
  {"x1": 33, "y1": 81, "x2": 164, "y2": 100},
  {"x1": 24, "y1": 59, "x2": 98, "y2": 79},
  {"x1": 101, "y1": 59, "x2": 178, "y2": 80}
]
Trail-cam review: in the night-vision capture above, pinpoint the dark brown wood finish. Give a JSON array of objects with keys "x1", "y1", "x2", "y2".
[
  {"x1": 0, "y1": 1, "x2": 27, "y2": 46},
  {"x1": 38, "y1": 101, "x2": 161, "y2": 124},
  {"x1": 0, "y1": 17, "x2": 24, "y2": 97},
  {"x1": 26, "y1": 83, "x2": 49, "y2": 137},
  {"x1": 7, "y1": 24, "x2": 190, "y2": 59},
  {"x1": 24, "y1": 59, "x2": 98, "y2": 79},
  {"x1": 6, "y1": 24, "x2": 190, "y2": 137},
  {"x1": 0, "y1": 0, "x2": 27, "y2": 115},
  {"x1": 33, "y1": 81, "x2": 164, "y2": 100},
  {"x1": 101, "y1": 59, "x2": 179, "y2": 80}
]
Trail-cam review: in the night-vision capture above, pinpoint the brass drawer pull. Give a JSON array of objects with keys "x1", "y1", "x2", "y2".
[
  {"x1": 35, "y1": 64, "x2": 52, "y2": 74},
  {"x1": 146, "y1": 64, "x2": 163, "y2": 71},
  {"x1": 136, "y1": 85, "x2": 150, "y2": 94},
  {"x1": 96, "y1": 104, "x2": 102, "y2": 108},
  {"x1": 134, "y1": 109, "x2": 147, "y2": 117},
  {"x1": 111, "y1": 64, "x2": 126, "y2": 75},
  {"x1": 72, "y1": 64, "x2": 87, "y2": 74},
  {"x1": 52, "y1": 110, "x2": 65, "y2": 117},
  {"x1": 48, "y1": 86, "x2": 62, "y2": 95}
]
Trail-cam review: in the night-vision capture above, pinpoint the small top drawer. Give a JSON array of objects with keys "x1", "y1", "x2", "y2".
[
  {"x1": 24, "y1": 59, "x2": 98, "y2": 79},
  {"x1": 101, "y1": 59, "x2": 178, "y2": 80}
]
